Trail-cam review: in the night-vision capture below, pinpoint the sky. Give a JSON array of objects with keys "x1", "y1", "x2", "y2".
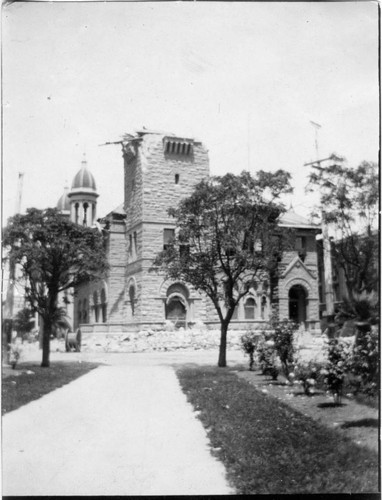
[{"x1": 2, "y1": 1, "x2": 379, "y2": 224}]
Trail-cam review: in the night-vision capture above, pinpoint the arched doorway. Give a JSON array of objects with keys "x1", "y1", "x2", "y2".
[
  {"x1": 93, "y1": 291, "x2": 99, "y2": 323},
  {"x1": 166, "y1": 298, "x2": 186, "y2": 327},
  {"x1": 289, "y1": 285, "x2": 307, "y2": 324},
  {"x1": 165, "y1": 283, "x2": 188, "y2": 328}
]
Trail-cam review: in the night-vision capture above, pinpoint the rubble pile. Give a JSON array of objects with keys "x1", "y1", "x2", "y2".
[{"x1": 81, "y1": 327, "x2": 245, "y2": 353}]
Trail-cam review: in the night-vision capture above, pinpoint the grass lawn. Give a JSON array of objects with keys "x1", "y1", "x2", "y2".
[
  {"x1": 2, "y1": 361, "x2": 100, "y2": 416},
  {"x1": 177, "y1": 365, "x2": 379, "y2": 494}
]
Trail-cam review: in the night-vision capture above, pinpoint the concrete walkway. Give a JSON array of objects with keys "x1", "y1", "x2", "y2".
[{"x1": 2, "y1": 351, "x2": 243, "y2": 496}]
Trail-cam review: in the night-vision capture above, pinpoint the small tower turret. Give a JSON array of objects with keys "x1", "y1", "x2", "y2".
[
  {"x1": 67, "y1": 155, "x2": 99, "y2": 226},
  {"x1": 56, "y1": 183, "x2": 71, "y2": 218}
]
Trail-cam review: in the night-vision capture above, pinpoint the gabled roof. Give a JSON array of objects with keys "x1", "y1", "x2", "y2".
[
  {"x1": 279, "y1": 209, "x2": 319, "y2": 230},
  {"x1": 102, "y1": 203, "x2": 126, "y2": 220},
  {"x1": 281, "y1": 255, "x2": 317, "y2": 280},
  {"x1": 110, "y1": 204, "x2": 126, "y2": 216}
]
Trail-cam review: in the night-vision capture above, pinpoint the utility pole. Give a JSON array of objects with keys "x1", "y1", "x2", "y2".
[
  {"x1": 3, "y1": 172, "x2": 25, "y2": 362},
  {"x1": 247, "y1": 112, "x2": 251, "y2": 171},
  {"x1": 305, "y1": 123, "x2": 336, "y2": 336},
  {"x1": 14, "y1": 172, "x2": 24, "y2": 215}
]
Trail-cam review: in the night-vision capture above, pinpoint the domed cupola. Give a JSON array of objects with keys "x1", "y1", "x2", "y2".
[
  {"x1": 71, "y1": 160, "x2": 97, "y2": 192},
  {"x1": 67, "y1": 155, "x2": 99, "y2": 227},
  {"x1": 57, "y1": 185, "x2": 70, "y2": 217}
]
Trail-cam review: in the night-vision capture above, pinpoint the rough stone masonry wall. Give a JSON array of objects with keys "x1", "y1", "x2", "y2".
[
  {"x1": 81, "y1": 326, "x2": 247, "y2": 353},
  {"x1": 123, "y1": 134, "x2": 211, "y2": 329},
  {"x1": 107, "y1": 219, "x2": 127, "y2": 324},
  {"x1": 124, "y1": 146, "x2": 143, "y2": 230},
  {"x1": 277, "y1": 231, "x2": 321, "y2": 331},
  {"x1": 140, "y1": 135, "x2": 210, "y2": 224}
]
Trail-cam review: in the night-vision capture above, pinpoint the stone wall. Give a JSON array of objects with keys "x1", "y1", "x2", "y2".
[
  {"x1": 277, "y1": 229, "x2": 321, "y2": 332},
  {"x1": 80, "y1": 133, "x2": 322, "y2": 335},
  {"x1": 81, "y1": 327, "x2": 248, "y2": 353},
  {"x1": 141, "y1": 135, "x2": 210, "y2": 223},
  {"x1": 107, "y1": 217, "x2": 127, "y2": 324},
  {"x1": 123, "y1": 133, "x2": 210, "y2": 328}
]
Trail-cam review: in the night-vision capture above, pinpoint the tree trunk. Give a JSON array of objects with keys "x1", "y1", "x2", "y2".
[
  {"x1": 41, "y1": 316, "x2": 51, "y2": 368},
  {"x1": 218, "y1": 321, "x2": 228, "y2": 367}
]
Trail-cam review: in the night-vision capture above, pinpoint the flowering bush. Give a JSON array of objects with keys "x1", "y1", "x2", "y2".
[
  {"x1": 8, "y1": 340, "x2": 23, "y2": 369},
  {"x1": 289, "y1": 361, "x2": 324, "y2": 396},
  {"x1": 241, "y1": 331, "x2": 259, "y2": 371},
  {"x1": 272, "y1": 319, "x2": 298, "y2": 377},
  {"x1": 350, "y1": 324, "x2": 379, "y2": 397},
  {"x1": 256, "y1": 338, "x2": 279, "y2": 380},
  {"x1": 324, "y1": 339, "x2": 352, "y2": 404}
]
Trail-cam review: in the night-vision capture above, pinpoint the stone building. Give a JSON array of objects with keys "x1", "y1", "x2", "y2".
[{"x1": 59, "y1": 131, "x2": 322, "y2": 335}]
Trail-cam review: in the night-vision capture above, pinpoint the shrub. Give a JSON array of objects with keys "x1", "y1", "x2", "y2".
[
  {"x1": 350, "y1": 324, "x2": 379, "y2": 397},
  {"x1": 241, "y1": 332, "x2": 259, "y2": 371},
  {"x1": 290, "y1": 361, "x2": 324, "y2": 396},
  {"x1": 272, "y1": 319, "x2": 298, "y2": 377},
  {"x1": 324, "y1": 338, "x2": 352, "y2": 404},
  {"x1": 335, "y1": 291, "x2": 379, "y2": 330},
  {"x1": 8, "y1": 340, "x2": 23, "y2": 369},
  {"x1": 256, "y1": 338, "x2": 279, "y2": 380},
  {"x1": 13, "y1": 307, "x2": 35, "y2": 340}
]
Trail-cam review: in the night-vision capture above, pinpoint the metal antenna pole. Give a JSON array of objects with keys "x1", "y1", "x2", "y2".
[
  {"x1": 307, "y1": 122, "x2": 336, "y2": 335},
  {"x1": 310, "y1": 120, "x2": 321, "y2": 160}
]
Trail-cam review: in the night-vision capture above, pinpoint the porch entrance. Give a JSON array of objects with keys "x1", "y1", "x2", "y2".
[{"x1": 289, "y1": 285, "x2": 307, "y2": 324}]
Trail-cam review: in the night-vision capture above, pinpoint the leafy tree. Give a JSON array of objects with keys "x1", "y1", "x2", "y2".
[
  {"x1": 308, "y1": 160, "x2": 378, "y2": 301},
  {"x1": 152, "y1": 170, "x2": 294, "y2": 367},
  {"x1": 3, "y1": 208, "x2": 108, "y2": 367},
  {"x1": 13, "y1": 307, "x2": 35, "y2": 338}
]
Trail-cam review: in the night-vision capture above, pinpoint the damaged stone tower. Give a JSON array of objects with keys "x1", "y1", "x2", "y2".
[{"x1": 122, "y1": 131, "x2": 210, "y2": 330}]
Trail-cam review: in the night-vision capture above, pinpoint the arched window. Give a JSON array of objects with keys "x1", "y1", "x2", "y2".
[
  {"x1": 75, "y1": 203, "x2": 79, "y2": 224},
  {"x1": 78, "y1": 300, "x2": 82, "y2": 323},
  {"x1": 101, "y1": 288, "x2": 107, "y2": 323},
  {"x1": 244, "y1": 297, "x2": 256, "y2": 320},
  {"x1": 129, "y1": 285, "x2": 135, "y2": 317},
  {"x1": 175, "y1": 174, "x2": 180, "y2": 184},
  {"x1": 261, "y1": 296, "x2": 267, "y2": 319},
  {"x1": 82, "y1": 299, "x2": 88, "y2": 323},
  {"x1": 93, "y1": 291, "x2": 99, "y2": 323},
  {"x1": 83, "y1": 202, "x2": 89, "y2": 226}
]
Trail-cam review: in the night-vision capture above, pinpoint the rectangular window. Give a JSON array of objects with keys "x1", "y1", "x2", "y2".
[
  {"x1": 243, "y1": 232, "x2": 254, "y2": 253},
  {"x1": 225, "y1": 247, "x2": 236, "y2": 258},
  {"x1": 133, "y1": 231, "x2": 137, "y2": 258},
  {"x1": 129, "y1": 234, "x2": 133, "y2": 256},
  {"x1": 163, "y1": 228, "x2": 175, "y2": 250},
  {"x1": 296, "y1": 236, "x2": 307, "y2": 251},
  {"x1": 296, "y1": 236, "x2": 307, "y2": 261},
  {"x1": 179, "y1": 244, "x2": 190, "y2": 259}
]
